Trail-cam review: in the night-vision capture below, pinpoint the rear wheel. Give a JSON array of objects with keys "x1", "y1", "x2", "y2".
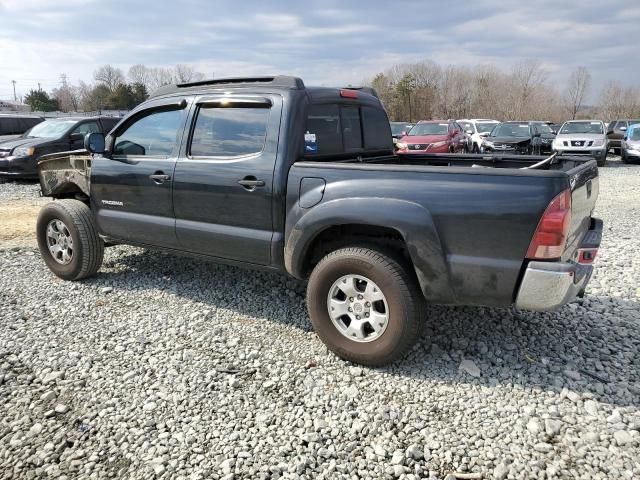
[
  {"x1": 621, "y1": 150, "x2": 628, "y2": 164},
  {"x1": 306, "y1": 246, "x2": 424, "y2": 366},
  {"x1": 37, "y1": 199, "x2": 104, "y2": 280}
]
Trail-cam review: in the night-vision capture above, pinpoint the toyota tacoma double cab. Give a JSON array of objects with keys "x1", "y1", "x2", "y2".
[{"x1": 36, "y1": 76, "x2": 603, "y2": 366}]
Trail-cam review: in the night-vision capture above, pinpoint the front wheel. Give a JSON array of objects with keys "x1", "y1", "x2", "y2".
[
  {"x1": 306, "y1": 247, "x2": 424, "y2": 366},
  {"x1": 37, "y1": 199, "x2": 104, "y2": 280},
  {"x1": 621, "y1": 150, "x2": 628, "y2": 164}
]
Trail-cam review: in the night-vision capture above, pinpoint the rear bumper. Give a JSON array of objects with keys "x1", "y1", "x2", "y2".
[{"x1": 515, "y1": 218, "x2": 603, "y2": 311}]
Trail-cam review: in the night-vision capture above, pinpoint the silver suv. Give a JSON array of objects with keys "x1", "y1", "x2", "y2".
[{"x1": 552, "y1": 120, "x2": 608, "y2": 167}]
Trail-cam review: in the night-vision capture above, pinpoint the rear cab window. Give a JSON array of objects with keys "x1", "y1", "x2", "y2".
[{"x1": 304, "y1": 102, "x2": 391, "y2": 157}]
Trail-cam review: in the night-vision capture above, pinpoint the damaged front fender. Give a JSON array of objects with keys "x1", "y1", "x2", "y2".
[{"x1": 38, "y1": 149, "x2": 91, "y2": 197}]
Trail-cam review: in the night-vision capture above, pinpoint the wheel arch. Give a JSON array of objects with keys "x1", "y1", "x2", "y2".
[{"x1": 285, "y1": 197, "x2": 456, "y2": 303}]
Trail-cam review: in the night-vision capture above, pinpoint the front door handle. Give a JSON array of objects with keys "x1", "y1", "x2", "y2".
[
  {"x1": 150, "y1": 172, "x2": 171, "y2": 184},
  {"x1": 237, "y1": 176, "x2": 265, "y2": 190}
]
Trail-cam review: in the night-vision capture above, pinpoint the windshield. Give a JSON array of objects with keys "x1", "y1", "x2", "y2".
[
  {"x1": 629, "y1": 128, "x2": 640, "y2": 141},
  {"x1": 25, "y1": 120, "x2": 76, "y2": 138},
  {"x1": 408, "y1": 123, "x2": 448, "y2": 136},
  {"x1": 458, "y1": 121, "x2": 473, "y2": 133},
  {"x1": 490, "y1": 123, "x2": 530, "y2": 137},
  {"x1": 559, "y1": 121, "x2": 604, "y2": 135},
  {"x1": 535, "y1": 123, "x2": 554, "y2": 134},
  {"x1": 476, "y1": 122, "x2": 498, "y2": 133},
  {"x1": 390, "y1": 122, "x2": 413, "y2": 135}
]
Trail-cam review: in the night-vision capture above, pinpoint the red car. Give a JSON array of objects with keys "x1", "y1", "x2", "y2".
[{"x1": 395, "y1": 120, "x2": 468, "y2": 154}]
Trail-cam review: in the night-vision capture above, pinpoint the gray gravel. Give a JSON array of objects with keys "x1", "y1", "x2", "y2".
[{"x1": 1, "y1": 158, "x2": 639, "y2": 479}]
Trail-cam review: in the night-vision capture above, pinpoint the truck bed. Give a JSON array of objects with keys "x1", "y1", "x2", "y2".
[{"x1": 287, "y1": 153, "x2": 598, "y2": 307}]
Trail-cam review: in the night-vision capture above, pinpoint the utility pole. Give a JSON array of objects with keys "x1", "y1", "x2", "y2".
[
  {"x1": 38, "y1": 82, "x2": 41, "y2": 91},
  {"x1": 11, "y1": 80, "x2": 17, "y2": 101}
]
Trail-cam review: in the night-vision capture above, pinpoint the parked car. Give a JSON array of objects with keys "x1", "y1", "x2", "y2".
[
  {"x1": 0, "y1": 116, "x2": 120, "y2": 179},
  {"x1": 395, "y1": 120, "x2": 467, "y2": 154},
  {"x1": 480, "y1": 121, "x2": 555, "y2": 155},
  {"x1": 0, "y1": 114, "x2": 43, "y2": 142},
  {"x1": 390, "y1": 122, "x2": 414, "y2": 143},
  {"x1": 36, "y1": 75, "x2": 602, "y2": 366},
  {"x1": 550, "y1": 123, "x2": 564, "y2": 134},
  {"x1": 552, "y1": 120, "x2": 608, "y2": 166},
  {"x1": 457, "y1": 119, "x2": 500, "y2": 153},
  {"x1": 607, "y1": 119, "x2": 640, "y2": 154},
  {"x1": 621, "y1": 123, "x2": 640, "y2": 164}
]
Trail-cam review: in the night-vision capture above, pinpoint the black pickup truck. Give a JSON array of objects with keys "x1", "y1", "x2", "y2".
[{"x1": 36, "y1": 76, "x2": 603, "y2": 366}]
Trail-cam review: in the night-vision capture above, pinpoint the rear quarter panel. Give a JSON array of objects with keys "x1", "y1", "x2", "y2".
[{"x1": 286, "y1": 163, "x2": 568, "y2": 307}]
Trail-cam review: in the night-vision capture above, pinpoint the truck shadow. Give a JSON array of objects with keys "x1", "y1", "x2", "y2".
[{"x1": 97, "y1": 248, "x2": 639, "y2": 409}]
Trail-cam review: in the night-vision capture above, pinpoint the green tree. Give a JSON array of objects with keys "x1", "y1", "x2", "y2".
[
  {"x1": 23, "y1": 89, "x2": 59, "y2": 112},
  {"x1": 82, "y1": 84, "x2": 111, "y2": 111},
  {"x1": 130, "y1": 82, "x2": 148, "y2": 107}
]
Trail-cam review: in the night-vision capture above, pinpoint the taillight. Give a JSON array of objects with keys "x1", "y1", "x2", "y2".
[
  {"x1": 340, "y1": 89, "x2": 358, "y2": 99},
  {"x1": 526, "y1": 189, "x2": 572, "y2": 260}
]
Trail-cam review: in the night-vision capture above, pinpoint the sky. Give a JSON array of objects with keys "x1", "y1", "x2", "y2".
[{"x1": 1, "y1": 0, "x2": 639, "y2": 102}]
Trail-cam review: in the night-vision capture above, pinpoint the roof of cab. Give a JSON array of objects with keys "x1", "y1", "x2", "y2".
[{"x1": 149, "y1": 75, "x2": 380, "y2": 104}]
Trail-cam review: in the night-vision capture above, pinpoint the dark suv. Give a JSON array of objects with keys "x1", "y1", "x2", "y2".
[
  {"x1": 607, "y1": 119, "x2": 640, "y2": 154},
  {"x1": 481, "y1": 121, "x2": 555, "y2": 155},
  {"x1": 0, "y1": 116, "x2": 120, "y2": 179}
]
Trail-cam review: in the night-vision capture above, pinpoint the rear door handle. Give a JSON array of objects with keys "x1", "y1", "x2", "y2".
[
  {"x1": 238, "y1": 177, "x2": 265, "y2": 190},
  {"x1": 150, "y1": 172, "x2": 171, "y2": 184}
]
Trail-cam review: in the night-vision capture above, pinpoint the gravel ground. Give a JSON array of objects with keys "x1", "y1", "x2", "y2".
[{"x1": 0, "y1": 158, "x2": 639, "y2": 480}]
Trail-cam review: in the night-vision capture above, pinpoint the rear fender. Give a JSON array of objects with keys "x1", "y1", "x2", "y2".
[{"x1": 285, "y1": 197, "x2": 456, "y2": 303}]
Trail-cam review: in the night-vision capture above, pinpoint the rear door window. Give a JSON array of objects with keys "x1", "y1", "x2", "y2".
[{"x1": 189, "y1": 106, "x2": 270, "y2": 157}]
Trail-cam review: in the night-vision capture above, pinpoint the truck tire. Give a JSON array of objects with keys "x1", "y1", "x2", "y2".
[
  {"x1": 307, "y1": 246, "x2": 424, "y2": 366},
  {"x1": 597, "y1": 151, "x2": 608, "y2": 167},
  {"x1": 36, "y1": 199, "x2": 104, "y2": 281},
  {"x1": 621, "y1": 150, "x2": 628, "y2": 164}
]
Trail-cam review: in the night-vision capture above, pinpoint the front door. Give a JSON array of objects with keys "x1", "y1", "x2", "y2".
[
  {"x1": 172, "y1": 94, "x2": 282, "y2": 265},
  {"x1": 90, "y1": 98, "x2": 190, "y2": 248}
]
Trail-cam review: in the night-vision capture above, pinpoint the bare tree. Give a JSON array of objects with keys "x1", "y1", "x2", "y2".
[
  {"x1": 128, "y1": 64, "x2": 152, "y2": 90},
  {"x1": 564, "y1": 67, "x2": 591, "y2": 119},
  {"x1": 94, "y1": 65, "x2": 125, "y2": 92},
  {"x1": 174, "y1": 64, "x2": 205, "y2": 83},
  {"x1": 510, "y1": 59, "x2": 547, "y2": 119},
  {"x1": 597, "y1": 82, "x2": 640, "y2": 120},
  {"x1": 51, "y1": 74, "x2": 81, "y2": 112}
]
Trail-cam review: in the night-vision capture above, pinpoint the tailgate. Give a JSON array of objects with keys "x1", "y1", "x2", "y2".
[{"x1": 564, "y1": 159, "x2": 599, "y2": 261}]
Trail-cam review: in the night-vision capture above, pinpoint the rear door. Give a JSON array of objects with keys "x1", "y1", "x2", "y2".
[
  {"x1": 172, "y1": 94, "x2": 282, "y2": 265},
  {"x1": 90, "y1": 97, "x2": 190, "y2": 247}
]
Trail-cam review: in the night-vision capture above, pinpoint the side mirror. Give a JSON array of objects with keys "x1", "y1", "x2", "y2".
[
  {"x1": 533, "y1": 132, "x2": 541, "y2": 138},
  {"x1": 479, "y1": 132, "x2": 490, "y2": 137},
  {"x1": 466, "y1": 129, "x2": 473, "y2": 135},
  {"x1": 84, "y1": 132, "x2": 105, "y2": 154},
  {"x1": 69, "y1": 132, "x2": 84, "y2": 142},
  {"x1": 400, "y1": 131, "x2": 407, "y2": 137},
  {"x1": 620, "y1": 126, "x2": 627, "y2": 131}
]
